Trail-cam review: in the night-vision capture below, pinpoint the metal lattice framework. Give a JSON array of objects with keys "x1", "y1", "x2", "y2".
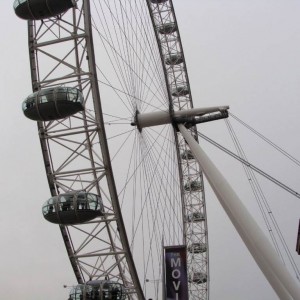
[
  {"x1": 27, "y1": 2, "x2": 143, "y2": 298},
  {"x1": 148, "y1": 1, "x2": 209, "y2": 298},
  {"x1": 23, "y1": 0, "x2": 209, "y2": 299}
]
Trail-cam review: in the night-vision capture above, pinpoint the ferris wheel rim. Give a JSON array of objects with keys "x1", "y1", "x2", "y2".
[{"x1": 22, "y1": 0, "x2": 209, "y2": 299}]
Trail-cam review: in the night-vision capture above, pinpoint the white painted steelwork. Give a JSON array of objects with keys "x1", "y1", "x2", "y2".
[
  {"x1": 134, "y1": 106, "x2": 229, "y2": 129},
  {"x1": 18, "y1": 0, "x2": 228, "y2": 298},
  {"x1": 25, "y1": 1, "x2": 144, "y2": 298},
  {"x1": 147, "y1": 1, "x2": 211, "y2": 298},
  {"x1": 178, "y1": 124, "x2": 300, "y2": 300}
]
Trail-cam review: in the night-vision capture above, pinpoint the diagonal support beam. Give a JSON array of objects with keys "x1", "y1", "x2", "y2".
[{"x1": 178, "y1": 124, "x2": 300, "y2": 300}]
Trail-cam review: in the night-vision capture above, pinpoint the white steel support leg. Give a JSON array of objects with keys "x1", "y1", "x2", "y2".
[{"x1": 178, "y1": 124, "x2": 300, "y2": 300}]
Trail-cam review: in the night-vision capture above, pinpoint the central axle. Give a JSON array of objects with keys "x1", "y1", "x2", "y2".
[{"x1": 131, "y1": 106, "x2": 229, "y2": 130}]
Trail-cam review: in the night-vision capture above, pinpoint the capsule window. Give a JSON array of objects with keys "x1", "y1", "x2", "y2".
[
  {"x1": 41, "y1": 89, "x2": 55, "y2": 103},
  {"x1": 77, "y1": 192, "x2": 87, "y2": 210},
  {"x1": 40, "y1": 95, "x2": 48, "y2": 104},
  {"x1": 48, "y1": 201, "x2": 56, "y2": 213},
  {"x1": 88, "y1": 199, "x2": 96, "y2": 210},
  {"x1": 13, "y1": 0, "x2": 26, "y2": 9},
  {"x1": 69, "y1": 285, "x2": 85, "y2": 300},
  {"x1": 23, "y1": 97, "x2": 35, "y2": 110},
  {"x1": 42, "y1": 205, "x2": 48, "y2": 215},
  {"x1": 42, "y1": 197, "x2": 57, "y2": 215},
  {"x1": 56, "y1": 88, "x2": 68, "y2": 102},
  {"x1": 67, "y1": 88, "x2": 79, "y2": 102},
  {"x1": 87, "y1": 194, "x2": 98, "y2": 210},
  {"x1": 59, "y1": 194, "x2": 74, "y2": 211}
]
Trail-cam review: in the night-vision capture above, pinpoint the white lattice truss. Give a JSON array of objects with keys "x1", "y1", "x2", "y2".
[
  {"x1": 26, "y1": 1, "x2": 209, "y2": 299},
  {"x1": 148, "y1": 1, "x2": 209, "y2": 299}
]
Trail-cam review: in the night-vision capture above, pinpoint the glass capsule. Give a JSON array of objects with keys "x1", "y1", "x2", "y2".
[{"x1": 14, "y1": 0, "x2": 75, "y2": 20}]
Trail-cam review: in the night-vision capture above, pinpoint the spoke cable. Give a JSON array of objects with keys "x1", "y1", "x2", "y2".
[
  {"x1": 230, "y1": 112, "x2": 300, "y2": 167},
  {"x1": 197, "y1": 132, "x2": 300, "y2": 200}
]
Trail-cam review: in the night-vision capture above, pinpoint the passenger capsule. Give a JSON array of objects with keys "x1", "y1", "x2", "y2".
[
  {"x1": 184, "y1": 180, "x2": 202, "y2": 192},
  {"x1": 69, "y1": 280, "x2": 126, "y2": 300},
  {"x1": 165, "y1": 53, "x2": 184, "y2": 65},
  {"x1": 150, "y1": 0, "x2": 168, "y2": 4},
  {"x1": 187, "y1": 212, "x2": 205, "y2": 222},
  {"x1": 42, "y1": 191, "x2": 104, "y2": 225},
  {"x1": 171, "y1": 85, "x2": 190, "y2": 97},
  {"x1": 13, "y1": 0, "x2": 75, "y2": 20},
  {"x1": 22, "y1": 87, "x2": 84, "y2": 121},
  {"x1": 189, "y1": 272, "x2": 207, "y2": 284},
  {"x1": 181, "y1": 149, "x2": 194, "y2": 160},
  {"x1": 158, "y1": 23, "x2": 177, "y2": 35},
  {"x1": 188, "y1": 243, "x2": 207, "y2": 253}
]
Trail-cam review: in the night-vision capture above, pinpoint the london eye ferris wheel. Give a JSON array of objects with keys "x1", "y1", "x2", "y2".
[{"x1": 13, "y1": 0, "x2": 238, "y2": 299}]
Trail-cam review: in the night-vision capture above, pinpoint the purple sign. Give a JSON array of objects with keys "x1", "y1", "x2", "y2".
[{"x1": 165, "y1": 245, "x2": 189, "y2": 300}]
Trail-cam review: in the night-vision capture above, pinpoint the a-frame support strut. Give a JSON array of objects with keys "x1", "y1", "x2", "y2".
[
  {"x1": 178, "y1": 123, "x2": 300, "y2": 300},
  {"x1": 133, "y1": 105, "x2": 300, "y2": 299},
  {"x1": 132, "y1": 106, "x2": 300, "y2": 300}
]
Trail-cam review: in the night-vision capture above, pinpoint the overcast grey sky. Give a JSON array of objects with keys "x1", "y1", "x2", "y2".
[{"x1": 1, "y1": 1, "x2": 300, "y2": 299}]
